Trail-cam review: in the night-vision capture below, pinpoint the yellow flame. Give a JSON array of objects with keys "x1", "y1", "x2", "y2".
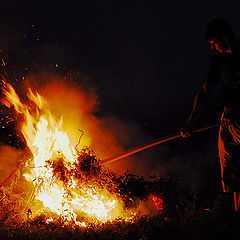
[{"x1": 1, "y1": 80, "x2": 133, "y2": 225}]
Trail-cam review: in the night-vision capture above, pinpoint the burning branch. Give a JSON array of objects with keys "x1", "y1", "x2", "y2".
[{"x1": 0, "y1": 79, "x2": 135, "y2": 225}]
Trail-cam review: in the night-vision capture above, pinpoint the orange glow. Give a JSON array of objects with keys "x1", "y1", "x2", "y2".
[
  {"x1": 1, "y1": 78, "x2": 134, "y2": 225},
  {"x1": 148, "y1": 194, "x2": 164, "y2": 211}
]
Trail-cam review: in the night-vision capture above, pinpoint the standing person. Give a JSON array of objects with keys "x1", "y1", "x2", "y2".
[{"x1": 181, "y1": 19, "x2": 240, "y2": 215}]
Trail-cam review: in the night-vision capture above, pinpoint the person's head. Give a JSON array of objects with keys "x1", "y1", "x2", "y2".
[{"x1": 205, "y1": 19, "x2": 236, "y2": 54}]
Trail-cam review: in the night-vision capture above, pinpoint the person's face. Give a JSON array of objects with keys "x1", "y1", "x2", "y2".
[{"x1": 208, "y1": 37, "x2": 232, "y2": 54}]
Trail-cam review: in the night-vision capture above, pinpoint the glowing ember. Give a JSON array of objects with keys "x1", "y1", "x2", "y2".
[
  {"x1": 148, "y1": 194, "x2": 164, "y2": 211},
  {"x1": 46, "y1": 217, "x2": 53, "y2": 224},
  {"x1": 1, "y1": 79, "x2": 133, "y2": 225}
]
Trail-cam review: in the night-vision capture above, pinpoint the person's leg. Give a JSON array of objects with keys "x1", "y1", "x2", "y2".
[
  {"x1": 232, "y1": 192, "x2": 240, "y2": 226},
  {"x1": 218, "y1": 118, "x2": 230, "y2": 192},
  {"x1": 218, "y1": 118, "x2": 235, "y2": 224},
  {"x1": 234, "y1": 192, "x2": 240, "y2": 211}
]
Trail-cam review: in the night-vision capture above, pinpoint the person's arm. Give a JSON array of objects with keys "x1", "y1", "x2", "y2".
[{"x1": 181, "y1": 81, "x2": 217, "y2": 137}]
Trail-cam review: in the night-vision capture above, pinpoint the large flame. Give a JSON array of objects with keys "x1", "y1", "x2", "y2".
[{"x1": 1, "y1": 79, "x2": 132, "y2": 225}]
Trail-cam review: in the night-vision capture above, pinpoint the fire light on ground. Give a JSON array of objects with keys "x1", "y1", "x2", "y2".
[{"x1": 0, "y1": 78, "x2": 136, "y2": 226}]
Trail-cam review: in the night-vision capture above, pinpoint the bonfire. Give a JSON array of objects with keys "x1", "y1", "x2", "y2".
[
  {"x1": 0, "y1": 78, "x2": 223, "y2": 240},
  {"x1": 0, "y1": 78, "x2": 138, "y2": 227}
]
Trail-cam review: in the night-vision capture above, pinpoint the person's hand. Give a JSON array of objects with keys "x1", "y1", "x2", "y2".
[{"x1": 180, "y1": 125, "x2": 192, "y2": 138}]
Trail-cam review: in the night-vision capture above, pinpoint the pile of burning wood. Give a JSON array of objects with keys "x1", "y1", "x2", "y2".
[{"x1": 0, "y1": 79, "x2": 165, "y2": 227}]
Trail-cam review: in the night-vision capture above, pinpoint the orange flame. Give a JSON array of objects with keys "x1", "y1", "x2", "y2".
[{"x1": 1, "y1": 79, "x2": 133, "y2": 225}]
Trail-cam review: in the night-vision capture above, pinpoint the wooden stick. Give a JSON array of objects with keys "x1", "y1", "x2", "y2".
[{"x1": 96, "y1": 124, "x2": 219, "y2": 166}]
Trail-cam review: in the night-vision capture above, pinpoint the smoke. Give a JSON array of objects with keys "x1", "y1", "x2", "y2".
[
  {"x1": 0, "y1": 72, "x2": 219, "y2": 194},
  {"x1": 17, "y1": 73, "x2": 165, "y2": 177},
  {"x1": 0, "y1": 12, "x2": 168, "y2": 178},
  {"x1": 0, "y1": 9, "x2": 221, "y2": 198}
]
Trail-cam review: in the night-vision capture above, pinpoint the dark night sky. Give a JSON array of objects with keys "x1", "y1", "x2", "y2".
[
  {"x1": 1, "y1": 0, "x2": 240, "y2": 190},
  {"x1": 1, "y1": 1, "x2": 240, "y2": 130},
  {"x1": 2, "y1": 1, "x2": 240, "y2": 132}
]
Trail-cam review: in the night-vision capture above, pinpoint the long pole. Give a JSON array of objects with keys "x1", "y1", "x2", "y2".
[{"x1": 97, "y1": 124, "x2": 219, "y2": 166}]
